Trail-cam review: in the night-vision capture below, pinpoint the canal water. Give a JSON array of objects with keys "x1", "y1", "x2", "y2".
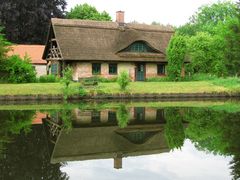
[{"x1": 0, "y1": 100, "x2": 239, "y2": 180}]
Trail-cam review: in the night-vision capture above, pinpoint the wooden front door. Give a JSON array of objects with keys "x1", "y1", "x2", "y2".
[{"x1": 136, "y1": 63, "x2": 145, "y2": 81}]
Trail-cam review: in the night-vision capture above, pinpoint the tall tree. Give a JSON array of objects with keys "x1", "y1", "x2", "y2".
[
  {"x1": 177, "y1": 1, "x2": 240, "y2": 76},
  {"x1": 0, "y1": 0, "x2": 67, "y2": 44},
  {"x1": 166, "y1": 35, "x2": 187, "y2": 81},
  {"x1": 66, "y1": 3, "x2": 111, "y2": 21}
]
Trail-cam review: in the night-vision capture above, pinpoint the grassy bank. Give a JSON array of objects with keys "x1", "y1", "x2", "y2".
[{"x1": 0, "y1": 78, "x2": 239, "y2": 96}]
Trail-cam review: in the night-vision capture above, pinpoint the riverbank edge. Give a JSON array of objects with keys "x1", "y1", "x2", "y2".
[{"x1": 0, "y1": 92, "x2": 240, "y2": 101}]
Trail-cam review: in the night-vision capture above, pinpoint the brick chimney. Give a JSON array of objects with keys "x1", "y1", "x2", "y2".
[{"x1": 116, "y1": 11, "x2": 125, "y2": 25}]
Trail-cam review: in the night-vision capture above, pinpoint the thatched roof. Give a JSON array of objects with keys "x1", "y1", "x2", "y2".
[{"x1": 43, "y1": 18, "x2": 174, "y2": 62}]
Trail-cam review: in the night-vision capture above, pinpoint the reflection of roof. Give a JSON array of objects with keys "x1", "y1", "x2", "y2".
[
  {"x1": 8, "y1": 45, "x2": 46, "y2": 65},
  {"x1": 50, "y1": 125, "x2": 169, "y2": 163}
]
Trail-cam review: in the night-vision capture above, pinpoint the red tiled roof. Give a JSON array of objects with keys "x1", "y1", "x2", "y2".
[
  {"x1": 8, "y1": 45, "x2": 46, "y2": 65},
  {"x1": 32, "y1": 112, "x2": 46, "y2": 125}
]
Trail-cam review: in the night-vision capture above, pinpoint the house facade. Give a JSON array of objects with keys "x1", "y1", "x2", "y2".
[
  {"x1": 8, "y1": 45, "x2": 47, "y2": 77},
  {"x1": 43, "y1": 12, "x2": 174, "y2": 81}
]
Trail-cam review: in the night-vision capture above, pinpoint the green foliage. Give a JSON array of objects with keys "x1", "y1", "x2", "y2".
[
  {"x1": 61, "y1": 66, "x2": 73, "y2": 100},
  {"x1": 177, "y1": 1, "x2": 240, "y2": 76},
  {"x1": 0, "y1": 27, "x2": 10, "y2": 60},
  {"x1": 3, "y1": 55, "x2": 36, "y2": 83},
  {"x1": 0, "y1": 0, "x2": 66, "y2": 44},
  {"x1": 38, "y1": 75, "x2": 58, "y2": 83},
  {"x1": 67, "y1": 3, "x2": 112, "y2": 21},
  {"x1": 164, "y1": 108, "x2": 185, "y2": 150},
  {"x1": 116, "y1": 105, "x2": 129, "y2": 128},
  {"x1": 117, "y1": 71, "x2": 131, "y2": 91},
  {"x1": 187, "y1": 32, "x2": 227, "y2": 76},
  {"x1": 190, "y1": 1, "x2": 238, "y2": 25},
  {"x1": 61, "y1": 66, "x2": 73, "y2": 88},
  {"x1": 166, "y1": 35, "x2": 187, "y2": 81},
  {"x1": 79, "y1": 86, "x2": 87, "y2": 96}
]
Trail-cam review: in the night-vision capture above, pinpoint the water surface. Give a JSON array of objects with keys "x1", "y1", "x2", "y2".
[{"x1": 0, "y1": 100, "x2": 239, "y2": 180}]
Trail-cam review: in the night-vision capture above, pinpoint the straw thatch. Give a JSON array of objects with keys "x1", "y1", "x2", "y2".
[{"x1": 43, "y1": 18, "x2": 174, "y2": 62}]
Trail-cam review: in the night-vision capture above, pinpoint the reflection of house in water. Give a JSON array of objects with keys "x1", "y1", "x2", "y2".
[{"x1": 44, "y1": 107, "x2": 169, "y2": 169}]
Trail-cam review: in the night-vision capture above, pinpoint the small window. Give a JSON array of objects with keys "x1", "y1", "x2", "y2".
[
  {"x1": 92, "y1": 63, "x2": 101, "y2": 75},
  {"x1": 51, "y1": 64, "x2": 58, "y2": 75},
  {"x1": 109, "y1": 64, "x2": 117, "y2": 75},
  {"x1": 91, "y1": 111, "x2": 100, "y2": 123},
  {"x1": 157, "y1": 64, "x2": 165, "y2": 75},
  {"x1": 108, "y1": 111, "x2": 117, "y2": 122}
]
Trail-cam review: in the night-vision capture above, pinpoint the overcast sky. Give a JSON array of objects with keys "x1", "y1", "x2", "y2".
[{"x1": 66, "y1": 0, "x2": 237, "y2": 26}]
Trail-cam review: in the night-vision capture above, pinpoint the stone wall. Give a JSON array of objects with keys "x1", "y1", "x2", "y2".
[
  {"x1": 71, "y1": 62, "x2": 167, "y2": 81},
  {"x1": 34, "y1": 65, "x2": 47, "y2": 77},
  {"x1": 72, "y1": 62, "x2": 136, "y2": 81}
]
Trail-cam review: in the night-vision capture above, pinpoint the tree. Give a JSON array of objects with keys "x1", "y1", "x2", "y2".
[
  {"x1": 0, "y1": 0, "x2": 67, "y2": 44},
  {"x1": 190, "y1": 1, "x2": 238, "y2": 26},
  {"x1": 0, "y1": 27, "x2": 10, "y2": 60},
  {"x1": 177, "y1": 1, "x2": 240, "y2": 76},
  {"x1": 66, "y1": 3, "x2": 111, "y2": 21},
  {"x1": 187, "y1": 32, "x2": 227, "y2": 76},
  {"x1": 0, "y1": 27, "x2": 11, "y2": 77},
  {"x1": 166, "y1": 35, "x2": 187, "y2": 81}
]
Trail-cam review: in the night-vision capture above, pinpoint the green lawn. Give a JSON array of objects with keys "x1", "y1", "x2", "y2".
[{"x1": 0, "y1": 80, "x2": 239, "y2": 96}]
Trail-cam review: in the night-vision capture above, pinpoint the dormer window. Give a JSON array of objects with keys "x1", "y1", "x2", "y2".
[{"x1": 121, "y1": 41, "x2": 158, "y2": 53}]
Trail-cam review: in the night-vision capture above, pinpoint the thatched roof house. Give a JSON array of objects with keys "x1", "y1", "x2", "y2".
[{"x1": 43, "y1": 12, "x2": 174, "y2": 81}]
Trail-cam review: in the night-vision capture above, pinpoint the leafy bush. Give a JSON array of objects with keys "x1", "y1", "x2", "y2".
[
  {"x1": 117, "y1": 71, "x2": 130, "y2": 91},
  {"x1": 38, "y1": 75, "x2": 58, "y2": 83},
  {"x1": 61, "y1": 66, "x2": 73, "y2": 88},
  {"x1": 61, "y1": 66, "x2": 73, "y2": 100},
  {"x1": 5, "y1": 55, "x2": 36, "y2": 83}
]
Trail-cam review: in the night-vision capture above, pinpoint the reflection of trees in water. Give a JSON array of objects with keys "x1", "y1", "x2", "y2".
[
  {"x1": 164, "y1": 108, "x2": 185, "y2": 150},
  {"x1": 0, "y1": 110, "x2": 68, "y2": 180},
  {"x1": 159, "y1": 107, "x2": 240, "y2": 179},
  {"x1": 173, "y1": 108, "x2": 240, "y2": 179},
  {"x1": 0, "y1": 110, "x2": 35, "y2": 157}
]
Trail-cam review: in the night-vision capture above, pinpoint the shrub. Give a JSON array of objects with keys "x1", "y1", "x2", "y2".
[
  {"x1": 61, "y1": 66, "x2": 73, "y2": 100},
  {"x1": 5, "y1": 55, "x2": 36, "y2": 83},
  {"x1": 38, "y1": 75, "x2": 58, "y2": 83},
  {"x1": 61, "y1": 66, "x2": 73, "y2": 88},
  {"x1": 117, "y1": 71, "x2": 130, "y2": 91}
]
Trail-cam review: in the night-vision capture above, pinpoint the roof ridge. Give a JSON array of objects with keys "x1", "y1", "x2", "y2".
[{"x1": 51, "y1": 18, "x2": 174, "y2": 32}]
